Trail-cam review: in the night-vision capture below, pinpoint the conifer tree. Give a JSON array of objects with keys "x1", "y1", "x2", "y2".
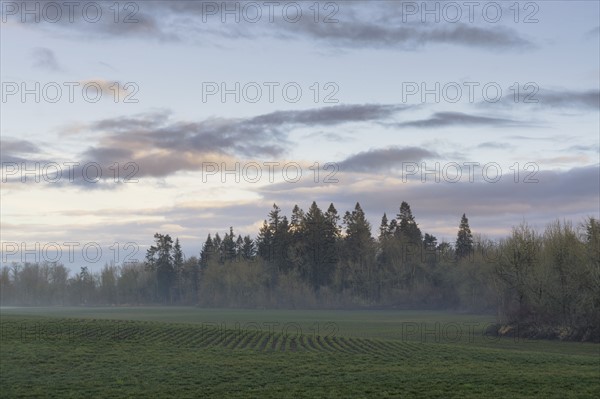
[
  {"x1": 241, "y1": 235, "x2": 256, "y2": 260},
  {"x1": 343, "y1": 202, "x2": 374, "y2": 264},
  {"x1": 456, "y1": 213, "x2": 474, "y2": 259},
  {"x1": 378, "y1": 213, "x2": 390, "y2": 241},
  {"x1": 200, "y1": 234, "x2": 214, "y2": 268},
  {"x1": 396, "y1": 201, "x2": 422, "y2": 244},
  {"x1": 145, "y1": 233, "x2": 175, "y2": 303}
]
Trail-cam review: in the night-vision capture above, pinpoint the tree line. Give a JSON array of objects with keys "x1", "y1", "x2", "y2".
[{"x1": 1, "y1": 201, "x2": 598, "y2": 341}]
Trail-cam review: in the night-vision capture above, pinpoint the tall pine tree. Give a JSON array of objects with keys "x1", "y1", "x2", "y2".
[
  {"x1": 343, "y1": 202, "x2": 374, "y2": 264},
  {"x1": 145, "y1": 233, "x2": 175, "y2": 303},
  {"x1": 303, "y1": 201, "x2": 335, "y2": 288},
  {"x1": 396, "y1": 201, "x2": 422, "y2": 245},
  {"x1": 378, "y1": 213, "x2": 390, "y2": 241},
  {"x1": 200, "y1": 234, "x2": 215, "y2": 268},
  {"x1": 456, "y1": 213, "x2": 474, "y2": 259}
]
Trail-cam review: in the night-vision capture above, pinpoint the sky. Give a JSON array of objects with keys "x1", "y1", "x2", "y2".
[{"x1": 1, "y1": 0, "x2": 599, "y2": 271}]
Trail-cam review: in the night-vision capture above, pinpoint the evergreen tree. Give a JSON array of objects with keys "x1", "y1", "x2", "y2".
[
  {"x1": 235, "y1": 235, "x2": 244, "y2": 259},
  {"x1": 343, "y1": 203, "x2": 376, "y2": 300},
  {"x1": 268, "y1": 204, "x2": 282, "y2": 233},
  {"x1": 423, "y1": 233, "x2": 438, "y2": 250},
  {"x1": 222, "y1": 227, "x2": 237, "y2": 262},
  {"x1": 378, "y1": 213, "x2": 390, "y2": 241},
  {"x1": 172, "y1": 238, "x2": 184, "y2": 301},
  {"x1": 388, "y1": 219, "x2": 398, "y2": 235},
  {"x1": 173, "y1": 238, "x2": 184, "y2": 271},
  {"x1": 325, "y1": 203, "x2": 342, "y2": 239},
  {"x1": 213, "y1": 233, "x2": 223, "y2": 262},
  {"x1": 257, "y1": 204, "x2": 291, "y2": 272},
  {"x1": 256, "y1": 220, "x2": 273, "y2": 261},
  {"x1": 456, "y1": 213, "x2": 474, "y2": 259},
  {"x1": 289, "y1": 205, "x2": 306, "y2": 272},
  {"x1": 324, "y1": 203, "x2": 341, "y2": 267},
  {"x1": 343, "y1": 202, "x2": 374, "y2": 264},
  {"x1": 276, "y1": 216, "x2": 292, "y2": 271},
  {"x1": 241, "y1": 235, "x2": 256, "y2": 260},
  {"x1": 200, "y1": 234, "x2": 215, "y2": 268},
  {"x1": 422, "y1": 233, "x2": 438, "y2": 266},
  {"x1": 396, "y1": 201, "x2": 422, "y2": 244},
  {"x1": 377, "y1": 213, "x2": 393, "y2": 267},
  {"x1": 290, "y1": 205, "x2": 305, "y2": 236},
  {"x1": 303, "y1": 201, "x2": 335, "y2": 288},
  {"x1": 145, "y1": 233, "x2": 175, "y2": 303},
  {"x1": 438, "y1": 241, "x2": 452, "y2": 255},
  {"x1": 392, "y1": 203, "x2": 424, "y2": 289}
]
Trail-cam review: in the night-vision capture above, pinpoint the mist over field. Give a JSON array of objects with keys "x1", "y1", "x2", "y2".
[{"x1": 1, "y1": 0, "x2": 599, "y2": 397}]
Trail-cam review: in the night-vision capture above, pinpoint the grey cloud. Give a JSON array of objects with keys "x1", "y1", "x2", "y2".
[
  {"x1": 303, "y1": 131, "x2": 347, "y2": 141},
  {"x1": 566, "y1": 144, "x2": 599, "y2": 153},
  {"x1": 424, "y1": 24, "x2": 531, "y2": 49},
  {"x1": 251, "y1": 104, "x2": 407, "y2": 126},
  {"x1": 6, "y1": 199, "x2": 274, "y2": 269},
  {"x1": 3, "y1": 104, "x2": 403, "y2": 186},
  {"x1": 0, "y1": 139, "x2": 44, "y2": 164},
  {"x1": 184, "y1": 1, "x2": 534, "y2": 50},
  {"x1": 586, "y1": 26, "x2": 600, "y2": 38},
  {"x1": 392, "y1": 112, "x2": 529, "y2": 129},
  {"x1": 82, "y1": 147, "x2": 134, "y2": 162},
  {"x1": 299, "y1": 20, "x2": 532, "y2": 50},
  {"x1": 257, "y1": 165, "x2": 599, "y2": 239},
  {"x1": 481, "y1": 89, "x2": 600, "y2": 111},
  {"x1": 536, "y1": 89, "x2": 599, "y2": 110},
  {"x1": 477, "y1": 142, "x2": 514, "y2": 150},
  {"x1": 90, "y1": 110, "x2": 172, "y2": 132},
  {"x1": 339, "y1": 147, "x2": 438, "y2": 173},
  {"x1": 31, "y1": 47, "x2": 61, "y2": 71},
  {"x1": 9, "y1": 1, "x2": 533, "y2": 51},
  {"x1": 12, "y1": 1, "x2": 175, "y2": 41},
  {"x1": 0, "y1": 140, "x2": 66, "y2": 187},
  {"x1": 507, "y1": 135, "x2": 567, "y2": 141},
  {"x1": 1, "y1": 139, "x2": 41, "y2": 155},
  {"x1": 85, "y1": 104, "x2": 403, "y2": 171}
]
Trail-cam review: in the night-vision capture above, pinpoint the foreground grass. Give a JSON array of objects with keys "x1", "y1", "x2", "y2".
[
  {"x1": 1, "y1": 310, "x2": 598, "y2": 398},
  {"x1": 2, "y1": 306, "x2": 597, "y2": 355}
]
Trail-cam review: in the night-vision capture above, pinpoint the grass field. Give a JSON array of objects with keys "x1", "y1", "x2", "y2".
[{"x1": 1, "y1": 307, "x2": 598, "y2": 398}]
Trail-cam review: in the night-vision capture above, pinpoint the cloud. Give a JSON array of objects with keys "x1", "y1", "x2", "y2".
[
  {"x1": 0, "y1": 138, "x2": 44, "y2": 164},
  {"x1": 391, "y1": 112, "x2": 530, "y2": 129},
  {"x1": 585, "y1": 26, "x2": 600, "y2": 39},
  {"x1": 1, "y1": 139, "x2": 41, "y2": 155},
  {"x1": 250, "y1": 104, "x2": 408, "y2": 126},
  {"x1": 81, "y1": 104, "x2": 405, "y2": 178},
  {"x1": 3, "y1": 198, "x2": 303, "y2": 270},
  {"x1": 476, "y1": 142, "x2": 514, "y2": 150},
  {"x1": 507, "y1": 135, "x2": 569, "y2": 142},
  {"x1": 257, "y1": 165, "x2": 600, "y2": 238},
  {"x1": 338, "y1": 147, "x2": 438, "y2": 172},
  {"x1": 78, "y1": 79, "x2": 137, "y2": 101},
  {"x1": 566, "y1": 144, "x2": 599, "y2": 153},
  {"x1": 302, "y1": 131, "x2": 348, "y2": 141},
  {"x1": 535, "y1": 155, "x2": 593, "y2": 166},
  {"x1": 179, "y1": 2, "x2": 534, "y2": 50},
  {"x1": 296, "y1": 19, "x2": 533, "y2": 50},
  {"x1": 7, "y1": 1, "x2": 534, "y2": 51},
  {"x1": 31, "y1": 47, "x2": 62, "y2": 71},
  {"x1": 5, "y1": 165, "x2": 598, "y2": 256},
  {"x1": 2, "y1": 104, "x2": 406, "y2": 187},
  {"x1": 481, "y1": 89, "x2": 600, "y2": 111},
  {"x1": 535, "y1": 89, "x2": 600, "y2": 110},
  {"x1": 10, "y1": 1, "x2": 175, "y2": 41}
]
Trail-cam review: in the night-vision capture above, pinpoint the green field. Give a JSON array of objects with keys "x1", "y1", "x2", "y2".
[{"x1": 1, "y1": 307, "x2": 598, "y2": 398}]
